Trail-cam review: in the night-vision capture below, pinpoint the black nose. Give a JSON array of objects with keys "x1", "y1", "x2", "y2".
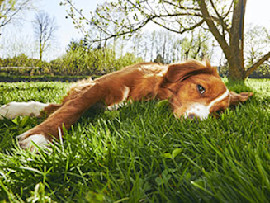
[{"x1": 187, "y1": 114, "x2": 196, "y2": 120}]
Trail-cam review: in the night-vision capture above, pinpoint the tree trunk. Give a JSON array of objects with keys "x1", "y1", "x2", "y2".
[
  {"x1": 200, "y1": 0, "x2": 248, "y2": 81},
  {"x1": 228, "y1": 62, "x2": 244, "y2": 80},
  {"x1": 228, "y1": 0, "x2": 247, "y2": 81},
  {"x1": 39, "y1": 45, "x2": 43, "y2": 61}
]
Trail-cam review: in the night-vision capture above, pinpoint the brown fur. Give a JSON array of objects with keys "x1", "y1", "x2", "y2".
[{"x1": 21, "y1": 60, "x2": 252, "y2": 142}]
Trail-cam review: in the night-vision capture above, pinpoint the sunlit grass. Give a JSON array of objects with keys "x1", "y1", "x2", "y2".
[{"x1": 0, "y1": 79, "x2": 269, "y2": 202}]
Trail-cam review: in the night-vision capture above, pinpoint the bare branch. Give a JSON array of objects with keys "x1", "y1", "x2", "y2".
[
  {"x1": 33, "y1": 11, "x2": 57, "y2": 60},
  {"x1": 245, "y1": 51, "x2": 270, "y2": 77},
  {"x1": 89, "y1": 1, "x2": 203, "y2": 43},
  {"x1": 199, "y1": 0, "x2": 230, "y2": 59},
  {"x1": 224, "y1": 0, "x2": 234, "y2": 19},
  {"x1": 162, "y1": 0, "x2": 201, "y2": 11},
  {"x1": 152, "y1": 19, "x2": 204, "y2": 35},
  {"x1": 90, "y1": 15, "x2": 155, "y2": 43},
  {"x1": 209, "y1": 0, "x2": 229, "y2": 35}
]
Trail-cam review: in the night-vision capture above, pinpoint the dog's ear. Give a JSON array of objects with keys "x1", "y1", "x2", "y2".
[
  {"x1": 229, "y1": 91, "x2": 253, "y2": 106},
  {"x1": 164, "y1": 63, "x2": 198, "y2": 83},
  {"x1": 163, "y1": 60, "x2": 219, "y2": 84}
]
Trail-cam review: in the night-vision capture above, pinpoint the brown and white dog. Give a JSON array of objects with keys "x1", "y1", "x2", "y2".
[{"x1": 0, "y1": 60, "x2": 252, "y2": 150}]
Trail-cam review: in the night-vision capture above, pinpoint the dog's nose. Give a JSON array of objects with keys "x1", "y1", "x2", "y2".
[{"x1": 187, "y1": 114, "x2": 196, "y2": 119}]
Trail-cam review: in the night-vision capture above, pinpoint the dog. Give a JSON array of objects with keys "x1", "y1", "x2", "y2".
[{"x1": 0, "y1": 60, "x2": 253, "y2": 151}]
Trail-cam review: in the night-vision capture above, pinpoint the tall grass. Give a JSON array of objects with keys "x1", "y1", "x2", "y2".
[{"x1": 0, "y1": 79, "x2": 269, "y2": 202}]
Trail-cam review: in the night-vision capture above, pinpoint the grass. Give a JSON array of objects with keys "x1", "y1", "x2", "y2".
[{"x1": 0, "y1": 79, "x2": 269, "y2": 202}]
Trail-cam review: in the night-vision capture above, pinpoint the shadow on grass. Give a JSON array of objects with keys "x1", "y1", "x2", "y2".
[{"x1": 225, "y1": 80, "x2": 254, "y2": 92}]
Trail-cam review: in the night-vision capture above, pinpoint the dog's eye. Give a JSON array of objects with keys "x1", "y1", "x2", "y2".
[{"x1": 197, "y1": 84, "x2": 206, "y2": 94}]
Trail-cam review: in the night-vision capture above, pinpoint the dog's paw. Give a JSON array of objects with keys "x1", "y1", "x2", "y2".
[
  {"x1": 0, "y1": 101, "x2": 49, "y2": 120},
  {"x1": 17, "y1": 132, "x2": 50, "y2": 152},
  {"x1": 0, "y1": 104, "x2": 14, "y2": 119}
]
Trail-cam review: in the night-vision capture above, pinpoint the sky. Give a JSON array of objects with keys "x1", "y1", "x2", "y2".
[{"x1": 0, "y1": 0, "x2": 270, "y2": 62}]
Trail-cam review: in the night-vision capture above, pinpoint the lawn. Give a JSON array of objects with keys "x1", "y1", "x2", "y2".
[{"x1": 0, "y1": 79, "x2": 269, "y2": 202}]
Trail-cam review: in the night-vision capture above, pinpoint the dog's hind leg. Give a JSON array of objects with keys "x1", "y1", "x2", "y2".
[
  {"x1": 0, "y1": 101, "x2": 50, "y2": 120},
  {"x1": 17, "y1": 83, "x2": 106, "y2": 150}
]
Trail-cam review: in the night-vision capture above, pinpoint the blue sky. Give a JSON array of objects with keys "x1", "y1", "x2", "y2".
[
  {"x1": 0, "y1": 0, "x2": 270, "y2": 62},
  {"x1": 0, "y1": 0, "x2": 98, "y2": 60},
  {"x1": 37, "y1": 0, "x2": 98, "y2": 52}
]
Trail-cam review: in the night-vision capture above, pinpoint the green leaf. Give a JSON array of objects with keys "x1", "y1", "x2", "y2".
[
  {"x1": 172, "y1": 148, "x2": 183, "y2": 158},
  {"x1": 155, "y1": 177, "x2": 163, "y2": 186},
  {"x1": 11, "y1": 117, "x2": 19, "y2": 125},
  {"x1": 156, "y1": 100, "x2": 169, "y2": 108},
  {"x1": 162, "y1": 153, "x2": 173, "y2": 159},
  {"x1": 20, "y1": 116, "x2": 30, "y2": 127}
]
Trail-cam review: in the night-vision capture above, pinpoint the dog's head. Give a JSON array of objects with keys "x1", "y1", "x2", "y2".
[{"x1": 161, "y1": 60, "x2": 251, "y2": 119}]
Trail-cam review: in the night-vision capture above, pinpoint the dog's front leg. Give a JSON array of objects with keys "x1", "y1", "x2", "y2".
[
  {"x1": 17, "y1": 83, "x2": 105, "y2": 151},
  {"x1": 0, "y1": 101, "x2": 49, "y2": 120}
]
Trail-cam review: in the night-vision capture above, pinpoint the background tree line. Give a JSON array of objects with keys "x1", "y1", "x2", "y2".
[
  {"x1": 0, "y1": 0, "x2": 270, "y2": 78},
  {"x1": 0, "y1": 27, "x2": 213, "y2": 76},
  {"x1": 1, "y1": 25, "x2": 270, "y2": 78},
  {"x1": 1, "y1": 24, "x2": 270, "y2": 78},
  {"x1": 61, "y1": 0, "x2": 270, "y2": 81}
]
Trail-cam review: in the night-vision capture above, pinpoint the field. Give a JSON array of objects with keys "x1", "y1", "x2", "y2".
[{"x1": 0, "y1": 79, "x2": 269, "y2": 202}]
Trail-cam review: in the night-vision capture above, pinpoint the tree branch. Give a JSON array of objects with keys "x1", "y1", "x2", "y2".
[
  {"x1": 199, "y1": 0, "x2": 231, "y2": 59},
  {"x1": 0, "y1": 0, "x2": 32, "y2": 27},
  {"x1": 162, "y1": 0, "x2": 201, "y2": 11},
  {"x1": 90, "y1": 5, "x2": 203, "y2": 43},
  {"x1": 224, "y1": 0, "x2": 234, "y2": 19},
  {"x1": 152, "y1": 19, "x2": 204, "y2": 35},
  {"x1": 209, "y1": 0, "x2": 229, "y2": 35},
  {"x1": 90, "y1": 16, "x2": 155, "y2": 43},
  {"x1": 245, "y1": 51, "x2": 270, "y2": 77}
]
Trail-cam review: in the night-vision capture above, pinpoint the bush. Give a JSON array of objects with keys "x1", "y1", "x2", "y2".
[{"x1": 0, "y1": 46, "x2": 143, "y2": 77}]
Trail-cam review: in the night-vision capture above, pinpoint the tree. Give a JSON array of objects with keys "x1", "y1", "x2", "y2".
[
  {"x1": 0, "y1": 0, "x2": 33, "y2": 31},
  {"x1": 0, "y1": 29, "x2": 36, "y2": 58},
  {"x1": 33, "y1": 11, "x2": 57, "y2": 61},
  {"x1": 244, "y1": 24, "x2": 270, "y2": 77},
  {"x1": 61, "y1": 0, "x2": 270, "y2": 81},
  {"x1": 180, "y1": 31, "x2": 210, "y2": 61}
]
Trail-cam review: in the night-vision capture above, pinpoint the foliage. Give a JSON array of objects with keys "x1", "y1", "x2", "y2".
[
  {"x1": 0, "y1": 0, "x2": 33, "y2": 28},
  {"x1": 1, "y1": 28, "x2": 213, "y2": 77},
  {"x1": 0, "y1": 79, "x2": 269, "y2": 201},
  {"x1": 0, "y1": 40, "x2": 143, "y2": 76},
  {"x1": 180, "y1": 31, "x2": 210, "y2": 61},
  {"x1": 60, "y1": 0, "x2": 270, "y2": 80},
  {"x1": 55, "y1": 39, "x2": 143, "y2": 75},
  {"x1": 134, "y1": 29, "x2": 211, "y2": 63},
  {"x1": 245, "y1": 24, "x2": 270, "y2": 77},
  {"x1": 0, "y1": 54, "x2": 50, "y2": 76}
]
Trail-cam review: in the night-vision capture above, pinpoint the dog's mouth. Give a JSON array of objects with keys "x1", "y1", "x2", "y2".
[
  {"x1": 173, "y1": 91, "x2": 230, "y2": 120},
  {"x1": 184, "y1": 103, "x2": 211, "y2": 120},
  {"x1": 183, "y1": 108, "x2": 226, "y2": 120}
]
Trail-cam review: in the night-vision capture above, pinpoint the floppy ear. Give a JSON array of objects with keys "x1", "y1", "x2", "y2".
[
  {"x1": 163, "y1": 60, "x2": 219, "y2": 84},
  {"x1": 165, "y1": 63, "x2": 199, "y2": 83},
  {"x1": 229, "y1": 91, "x2": 253, "y2": 106}
]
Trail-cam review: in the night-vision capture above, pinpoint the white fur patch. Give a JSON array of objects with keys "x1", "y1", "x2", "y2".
[
  {"x1": 123, "y1": 87, "x2": 130, "y2": 100},
  {"x1": 0, "y1": 101, "x2": 49, "y2": 120},
  {"x1": 209, "y1": 89, "x2": 230, "y2": 107},
  {"x1": 107, "y1": 87, "x2": 130, "y2": 110},
  {"x1": 17, "y1": 133, "x2": 50, "y2": 152},
  {"x1": 157, "y1": 67, "x2": 169, "y2": 77},
  {"x1": 185, "y1": 89, "x2": 229, "y2": 119},
  {"x1": 185, "y1": 103, "x2": 211, "y2": 120}
]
